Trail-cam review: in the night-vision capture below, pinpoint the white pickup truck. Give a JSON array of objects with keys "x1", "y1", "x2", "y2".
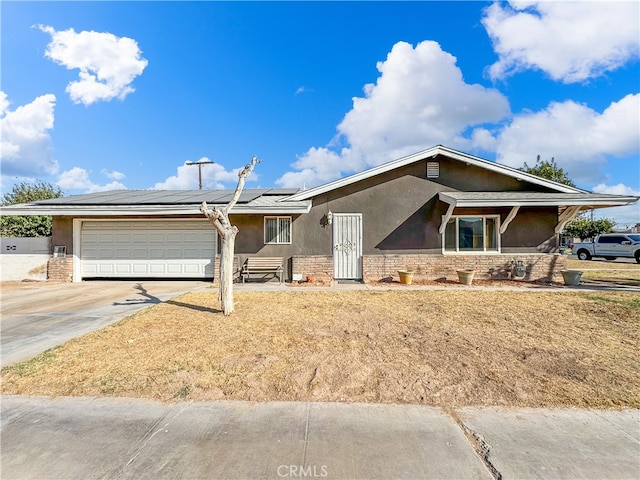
[{"x1": 570, "y1": 233, "x2": 640, "y2": 263}]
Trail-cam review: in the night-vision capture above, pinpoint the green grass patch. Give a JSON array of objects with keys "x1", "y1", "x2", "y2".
[
  {"x1": 584, "y1": 294, "x2": 640, "y2": 308},
  {"x1": 2, "y1": 348, "x2": 59, "y2": 377}
]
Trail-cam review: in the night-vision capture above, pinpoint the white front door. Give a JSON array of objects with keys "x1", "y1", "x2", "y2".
[{"x1": 333, "y1": 213, "x2": 362, "y2": 280}]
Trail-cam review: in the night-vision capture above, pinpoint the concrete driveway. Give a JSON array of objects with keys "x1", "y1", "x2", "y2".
[{"x1": 0, "y1": 280, "x2": 211, "y2": 367}]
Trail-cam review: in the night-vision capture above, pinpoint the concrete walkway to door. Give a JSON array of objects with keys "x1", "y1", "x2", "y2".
[{"x1": 0, "y1": 280, "x2": 212, "y2": 368}]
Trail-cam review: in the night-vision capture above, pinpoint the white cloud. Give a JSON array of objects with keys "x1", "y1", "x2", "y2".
[
  {"x1": 277, "y1": 41, "x2": 510, "y2": 187},
  {"x1": 591, "y1": 184, "x2": 640, "y2": 227},
  {"x1": 38, "y1": 25, "x2": 148, "y2": 106},
  {"x1": 101, "y1": 168, "x2": 125, "y2": 180},
  {"x1": 153, "y1": 158, "x2": 258, "y2": 190},
  {"x1": 57, "y1": 166, "x2": 125, "y2": 192},
  {"x1": 0, "y1": 91, "x2": 58, "y2": 177},
  {"x1": 495, "y1": 94, "x2": 640, "y2": 184},
  {"x1": 482, "y1": 1, "x2": 640, "y2": 83}
]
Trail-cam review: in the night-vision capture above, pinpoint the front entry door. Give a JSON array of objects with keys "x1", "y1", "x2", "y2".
[{"x1": 333, "y1": 213, "x2": 363, "y2": 280}]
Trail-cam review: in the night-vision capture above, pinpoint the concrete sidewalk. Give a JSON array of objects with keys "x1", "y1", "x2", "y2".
[{"x1": 1, "y1": 396, "x2": 638, "y2": 480}]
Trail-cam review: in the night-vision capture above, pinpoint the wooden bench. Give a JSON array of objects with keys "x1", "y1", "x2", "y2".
[{"x1": 241, "y1": 257, "x2": 283, "y2": 284}]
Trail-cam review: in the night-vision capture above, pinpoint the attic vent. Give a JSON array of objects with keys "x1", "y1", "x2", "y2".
[{"x1": 427, "y1": 162, "x2": 440, "y2": 178}]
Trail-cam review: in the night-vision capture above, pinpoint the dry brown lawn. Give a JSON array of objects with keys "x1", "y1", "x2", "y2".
[
  {"x1": 2, "y1": 289, "x2": 639, "y2": 409},
  {"x1": 566, "y1": 259, "x2": 640, "y2": 286}
]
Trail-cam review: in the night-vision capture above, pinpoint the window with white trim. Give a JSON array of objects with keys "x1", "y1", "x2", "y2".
[
  {"x1": 444, "y1": 216, "x2": 499, "y2": 252},
  {"x1": 264, "y1": 216, "x2": 292, "y2": 244}
]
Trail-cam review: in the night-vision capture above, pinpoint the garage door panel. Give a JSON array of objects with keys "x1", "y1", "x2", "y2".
[
  {"x1": 132, "y1": 248, "x2": 148, "y2": 258},
  {"x1": 167, "y1": 264, "x2": 182, "y2": 274},
  {"x1": 166, "y1": 233, "x2": 182, "y2": 243},
  {"x1": 184, "y1": 264, "x2": 201, "y2": 274},
  {"x1": 81, "y1": 221, "x2": 216, "y2": 279},
  {"x1": 115, "y1": 248, "x2": 131, "y2": 258},
  {"x1": 98, "y1": 234, "x2": 114, "y2": 243},
  {"x1": 130, "y1": 264, "x2": 146, "y2": 274},
  {"x1": 132, "y1": 234, "x2": 147, "y2": 243},
  {"x1": 115, "y1": 264, "x2": 131, "y2": 274},
  {"x1": 183, "y1": 233, "x2": 201, "y2": 243},
  {"x1": 116, "y1": 234, "x2": 131, "y2": 243},
  {"x1": 149, "y1": 264, "x2": 165, "y2": 274}
]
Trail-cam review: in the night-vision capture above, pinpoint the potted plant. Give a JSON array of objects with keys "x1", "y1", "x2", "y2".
[
  {"x1": 457, "y1": 269, "x2": 475, "y2": 286},
  {"x1": 397, "y1": 268, "x2": 415, "y2": 285}
]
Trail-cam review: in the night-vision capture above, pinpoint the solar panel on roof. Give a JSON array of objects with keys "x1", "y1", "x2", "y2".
[{"x1": 29, "y1": 188, "x2": 302, "y2": 206}]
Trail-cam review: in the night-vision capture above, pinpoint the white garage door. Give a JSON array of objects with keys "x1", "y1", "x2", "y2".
[{"x1": 81, "y1": 220, "x2": 216, "y2": 279}]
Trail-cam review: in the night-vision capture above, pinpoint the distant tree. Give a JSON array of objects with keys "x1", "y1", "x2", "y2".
[
  {"x1": 0, "y1": 180, "x2": 63, "y2": 237},
  {"x1": 563, "y1": 216, "x2": 615, "y2": 241},
  {"x1": 520, "y1": 155, "x2": 576, "y2": 187}
]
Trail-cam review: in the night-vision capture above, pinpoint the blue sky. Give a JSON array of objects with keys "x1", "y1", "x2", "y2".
[{"x1": 1, "y1": 1, "x2": 639, "y2": 226}]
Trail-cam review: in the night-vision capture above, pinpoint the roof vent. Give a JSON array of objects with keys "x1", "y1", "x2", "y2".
[{"x1": 427, "y1": 162, "x2": 439, "y2": 178}]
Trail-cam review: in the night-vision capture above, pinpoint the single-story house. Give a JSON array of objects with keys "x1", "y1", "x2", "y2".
[{"x1": 2, "y1": 145, "x2": 638, "y2": 283}]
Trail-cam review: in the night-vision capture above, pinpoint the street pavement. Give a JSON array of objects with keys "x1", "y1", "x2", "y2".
[{"x1": 1, "y1": 396, "x2": 638, "y2": 480}]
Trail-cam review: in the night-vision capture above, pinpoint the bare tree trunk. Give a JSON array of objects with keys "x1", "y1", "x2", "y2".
[
  {"x1": 201, "y1": 155, "x2": 259, "y2": 315},
  {"x1": 217, "y1": 227, "x2": 237, "y2": 313}
]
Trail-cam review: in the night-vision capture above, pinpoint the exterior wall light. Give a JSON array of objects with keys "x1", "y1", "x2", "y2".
[{"x1": 326, "y1": 211, "x2": 333, "y2": 225}]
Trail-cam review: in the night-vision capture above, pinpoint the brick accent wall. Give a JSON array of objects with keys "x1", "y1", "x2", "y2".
[
  {"x1": 47, "y1": 257, "x2": 73, "y2": 282},
  {"x1": 291, "y1": 255, "x2": 333, "y2": 282},
  {"x1": 363, "y1": 254, "x2": 566, "y2": 282},
  {"x1": 293, "y1": 254, "x2": 567, "y2": 283}
]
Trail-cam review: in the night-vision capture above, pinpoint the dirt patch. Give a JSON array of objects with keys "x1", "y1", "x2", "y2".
[{"x1": 2, "y1": 290, "x2": 638, "y2": 408}]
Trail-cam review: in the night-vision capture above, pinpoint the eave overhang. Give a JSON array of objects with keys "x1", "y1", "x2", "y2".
[
  {"x1": 0, "y1": 202, "x2": 312, "y2": 217},
  {"x1": 437, "y1": 191, "x2": 639, "y2": 235},
  {"x1": 438, "y1": 191, "x2": 639, "y2": 209}
]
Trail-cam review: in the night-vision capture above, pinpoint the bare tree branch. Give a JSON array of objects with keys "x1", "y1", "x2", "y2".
[{"x1": 225, "y1": 155, "x2": 260, "y2": 214}]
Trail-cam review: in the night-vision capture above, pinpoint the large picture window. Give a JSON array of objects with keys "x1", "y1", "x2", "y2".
[
  {"x1": 444, "y1": 216, "x2": 499, "y2": 253},
  {"x1": 264, "y1": 216, "x2": 291, "y2": 244}
]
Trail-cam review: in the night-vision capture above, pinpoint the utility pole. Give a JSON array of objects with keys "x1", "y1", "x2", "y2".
[{"x1": 186, "y1": 160, "x2": 214, "y2": 190}]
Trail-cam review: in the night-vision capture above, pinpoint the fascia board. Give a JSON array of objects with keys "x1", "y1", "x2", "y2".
[
  {"x1": 288, "y1": 147, "x2": 441, "y2": 201},
  {"x1": 288, "y1": 145, "x2": 584, "y2": 201},
  {"x1": 435, "y1": 146, "x2": 585, "y2": 194},
  {"x1": 438, "y1": 193, "x2": 639, "y2": 208},
  {"x1": 0, "y1": 202, "x2": 312, "y2": 216}
]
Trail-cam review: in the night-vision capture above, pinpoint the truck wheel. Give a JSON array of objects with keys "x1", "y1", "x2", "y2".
[
  {"x1": 635, "y1": 251, "x2": 640, "y2": 264},
  {"x1": 577, "y1": 250, "x2": 592, "y2": 261}
]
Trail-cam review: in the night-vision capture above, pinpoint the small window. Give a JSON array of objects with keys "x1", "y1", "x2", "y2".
[
  {"x1": 264, "y1": 216, "x2": 291, "y2": 244},
  {"x1": 427, "y1": 162, "x2": 440, "y2": 178},
  {"x1": 444, "y1": 216, "x2": 499, "y2": 253}
]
